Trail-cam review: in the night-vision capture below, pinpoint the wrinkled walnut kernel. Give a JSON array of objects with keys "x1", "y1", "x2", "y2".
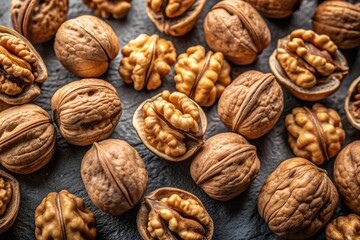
[
  {"x1": 83, "y1": 0, "x2": 131, "y2": 19},
  {"x1": 326, "y1": 214, "x2": 360, "y2": 240},
  {"x1": 0, "y1": 178, "x2": 11, "y2": 217}
]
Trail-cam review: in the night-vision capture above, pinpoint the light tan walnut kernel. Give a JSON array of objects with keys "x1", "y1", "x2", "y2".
[
  {"x1": 326, "y1": 214, "x2": 360, "y2": 240},
  {"x1": 0, "y1": 178, "x2": 12, "y2": 217},
  {"x1": 82, "y1": 0, "x2": 131, "y2": 19}
]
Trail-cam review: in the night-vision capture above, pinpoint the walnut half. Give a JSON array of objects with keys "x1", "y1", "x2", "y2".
[
  {"x1": 82, "y1": 0, "x2": 131, "y2": 19},
  {"x1": 345, "y1": 76, "x2": 360, "y2": 130}
]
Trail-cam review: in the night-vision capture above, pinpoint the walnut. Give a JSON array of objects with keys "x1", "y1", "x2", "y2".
[
  {"x1": 285, "y1": 103, "x2": 345, "y2": 165},
  {"x1": 133, "y1": 90, "x2": 207, "y2": 162},
  {"x1": 0, "y1": 104, "x2": 56, "y2": 174},
  {"x1": 326, "y1": 214, "x2": 360, "y2": 240},
  {"x1": 81, "y1": 139, "x2": 148, "y2": 215},
  {"x1": 119, "y1": 34, "x2": 176, "y2": 91},
  {"x1": 146, "y1": 0, "x2": 207, "y2": 37},
  {"x1": 257, "y1": 157, "x2": 339, "y2": 239},
  {"x1": 51, "y1": 79, "x2": 122, "y2": 146},
  {"x1": 54, "y1": 15, "x2": 119, "y2": 78},
  {"x1": 82, "y1": 0, "x2": 131, "y2": 19},
  {"x1": 334, "y1": 141, "x2": 360, "y2": 215},
  {"x1": 174, "y1": 45, "x2": 231, "y2": 107},
  {"x1": 218, "y1": 70, "x2": 283, "y2": 139},
  {"x1": 35, "y1": 190, "x2": 97, "y2": 240},
  {"x1": 137, "y1": 187, "x2": 214, "y2": 240},
  {"x1": 313, "y1": 1, "x2": 360, "y2": 49},
  {"x1": 270, "y1": 29, "x2": 349, "y2": 101},
  {"x1": 0, "y1": 26, "x2": 47, "y2": 111},
  {"x1": 190, "y1": 132, "x2": 260, "y2": 201},
  {"x1": 244, "y1": 0, "x2": 303, "y2": 18},
  {"x1": 345, "y1": 76, "x2": 360, "y2": 130},
  {"x1": 204, "y1": 0, "x2": 271, "y2": 65},
  {"x1": 11, "y1": 0, "x2": 69, "y2": 44}
]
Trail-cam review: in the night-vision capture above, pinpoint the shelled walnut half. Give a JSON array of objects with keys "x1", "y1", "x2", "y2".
[
  {"x1": 133, "y1": 90, "x2": 207, "y2": 161},
  {"x1": 326, "y1": 214, "x2": 360, "y2": 240},
  {"x1": 83, "y1": 0, "x2": 131, "y2": 19},
  {"x1": 345, "y1": 76, "x2": 360, "y2": 130},
  {"x1": 270, "y1": 29, "x2": 349, "y2": 101},
  {"x1": 137, "y1": 187, "x2": 213, "y2": 240},
  {"x1": 244, "y1": 0, "x2": 303, "y2": 19}
]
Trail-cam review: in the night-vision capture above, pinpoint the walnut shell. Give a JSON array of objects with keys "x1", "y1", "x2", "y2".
[
  {"x1": 54, "y1": 15, "x2": 119, "y2": 78},
  {"x1": 285, "y1": 103, "x2": 345, "y2": 165},
  {"x1": 0, "y1": 25, "x2": 47, "y2": 111},
  {"x1": 11, "y1": 0, "x2": 69, "y2": 44},
  {"x1": 174, "y1": 45, "x2": 231, "y2": 107},
  {"x1": 137, "y1": 187, "x2": 214, "y2": 240},
  {"x1": 82, "y1": 0, "x2": 131, "y2": 19},
  {"x1": 326, "y1": 214, "x2": 360, "y2": 240},
  {"x1": 0, "y1": 104, "x2": 56, "y2": 174},
  {"x1": 313, "y1": 1, "x2": 360, "y2": 49},
  {"x1": 345, "y1": 76, "x2": 360, "y2": 130},
  {"x1": 51, "y1": 79, "x2": 122, "y2": 146},
  {"x1": 218, "y1": 70, "x2": 283, "y2": 139},
  {"x1": 190, "y1": 132, "x2": 260, "y2": 201},
  {"x1": 334, "y1": 141, "x2": 360, "y2": 215},
  {"x1": 204, "y1": 0, "x2": 271, "y2": 65},
  {"x1": 257, "y1": 157, "x2": 339, "y2": 239},
  {"x1": 81, "y1": 139, "x2": 148, "y2": 215},
  {"x1": 146, "y1": 0, "x2": 207, "y2": 37},
  {"x1": 35, "y1": 190, "x2": 97, "y2": 240},
  {"x1": 244, "y1": 0, "x2": 302, "y2": 18}
]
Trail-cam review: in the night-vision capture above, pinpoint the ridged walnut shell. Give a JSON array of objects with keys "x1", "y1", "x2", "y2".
[
  {"x1": 313, "y1": 1, "x2": 360, "y2": 49},
  {"x1": 11, "y1": 0, "x2": 69, "y2": 44},
  {"x1": 51, "y1": 79, "x2": 122, "y2": 146},
  {"x1": 204, "y1": 0, "x2": 271, "y2": 65},
  {"x1": 190, "y1": 132, "x2": 260, "y2": 201},
  {"x1": 0, "y1": 104, "x2": 56, "y2": 174},
  {"x1": 81, "y1": 139, "x2": 148, "y2": 215},
  {"x1": 82, "y1": 0, "x2": 131, "y2": 19},
  {"x1": 0, "y1": 25, "x2": 47, "y2": 111},
  {"x1": 35, "y1": 190, "x2": 97, "y2": 240},
  {"x1": 54, "y1": 15, "x2": 119, "y2": 78},
  {"x1": 334, "y1": 141, "x2": 360, "y2": 215},
  {"x1": 257, "y1": 157, "x2": 339, "y2": 239},
  {"x1": 326, "y1": 214, "x2": 360, "y2": 240},
  {"x1": 218, "y1": 70, "x2": 283, "y2": 139},
  {"x1": 0, "y1": 170, "x2": 20, "y2": 234},
  {"x1": 137, "y1": 187, "x2": 214, "y2": 240},
  {"x1": 244, "y1": 0, "x2": 302, "y2": 18},
  {"x1": 345, "y1": 76, "x2": 360, "y2": 130}
]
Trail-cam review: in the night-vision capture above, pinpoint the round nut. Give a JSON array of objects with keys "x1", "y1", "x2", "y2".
[
  {"x1": 257, "y1": 157, "x2": 339, "y2": 239},
  {"x1": 345, "y1": 76, "x2": 360, "y2": 130},
  {"x1": 54, "y1": 15, "x2": 119, "y2": 78},
  {"x1": 82, "y1": 0, "x2": 131, "y2": 19},
  {"x1": 218, "y1": 70, "x2": 283, "y2": 139},
  {"x1": 51, "y1": 79, "x2": 122, "y2": 146},
  {"x1": 190, "y1": 132, "x2": 260, "y2": 201},
  {"x1": 244, "y1": 0, "x2": 302, "y2": 18},
  {"x1": 81, "y1": 139, "x2": 148, "y2": 215},
  {"x1": 325, "y1": 214, "x2": 360, "y2": 240}
]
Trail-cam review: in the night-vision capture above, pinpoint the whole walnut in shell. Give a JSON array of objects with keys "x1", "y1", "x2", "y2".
[
  {"x1": 257, "y1": 157, "x2": 339, "y2": 239},
  {"x1": 218, "y1": 70, "x2": 283, "y2": 139},
  {"x1": 313, "y1": 1, "x2": 360, "y2": 49},
  {"x1": 244, "y1": 0, "x2": 302, "y2": 18},
  {"x1": 54, "y1": 15, "x2": 119, "y2": 78},
  {"x1": 51, "y1": 79, "x2": 122, "y2": 146},
  {"x1": 119, "y1": 34, "x2": 176, "y2": 91},
  {"x1": 11, "y1": 0, "x2": 69, "y2": 44},
  {"x1": 204, "y1": 0, "x2": 271, "y2": 65},
  {"x1": 326, "y1": 214, "x2": 360, "y2": 240},
  {"x1": 345, "y1": 76, "x2": 360, "y2": 130},
  {"x1": 81, "y1": 139, "x2": 148, "y2": 215},
  {"x1": 190, "y1": 132, "x2": 260, "y2": 201},
  {"x1": 35, "y1": 190, "x2": 97, "y2": 240},
  {"x1": 174, "y1": 45, "x2": 231, "y2": 107},
  {"x1": 285, "y1": 103, "x2": 345, "y2": 165},
  {"x1": 334, "y1": 141, "x2": 360, "y2": 215},
  {"x1": 83, "y1": 0, "x2": 131, "y2": 19}
]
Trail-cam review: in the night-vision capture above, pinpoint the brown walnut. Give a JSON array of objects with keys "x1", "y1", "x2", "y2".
[
  {"x1": 146, "y1": 0, "x2": 207, "y2": 37},
  {"x1": 54, "y1": 15, "x2": 119, "y2": 78},
  {"x1": 81, "y1": 139, "x2": 148, "y2": 215},
  {"x1": 137, "y1": 187, "x2": 214, "y2": 240},
  {"x1": 119, "y1": 34, "x2": 176, "y2": 91},
  {"x1": 313, "y1": 1, "x2": 360, "y2": 49},
  {"x1": 218, "y1": 70, "x2": 283, "y2": 139},
  {"x1": 345, "y1": 76, "x2": 360, "y2": 130},
  {"x1": 51, "y1": 79, "x2": 122, "y2": 146},
  {"x1": 270, "y1": 29, "x2": 349, "y2": 101},
  {"x1": 326, "y1": 214, "x2": 360, "y2": 240},
  {"x1": 11, "y1": 0, "x2": 69, "y2": 44},
  {"x1": 35, "y1": 190, "x2": 97, "y2": 240},
  {"x1": 257, "y1": 157, "x2": 339, "y2": 239},
  {"x1": 0, "y1": 104, "x2": 56, "y2": 174},
  {"x1": 0, "y1": 170, "x2": 20, "y2": 234},
  {"x1": 190, "y1": 132, "x2": 260, "y2": 201},
  {"x1": 285, "y1": 103, "x2": 345, "y2": 165},
  {"x1": 174, "y1": 45, "x2": 231, "y2": 107},
  {"x1": 204, "y1": 0, "x2": 271, "y2": 65},
  {"x1": 83, "y1": 0, "x2": 131, "y2": 19},
  {"x1": 244, "y1": 0, "x2": 303, "y2": 18},
  {"x1": 0, "y1": 25, "x2": 47, "y2": 112},
  {"x1": 334, "y1": 141, "x2": 360, "y2": 215}
]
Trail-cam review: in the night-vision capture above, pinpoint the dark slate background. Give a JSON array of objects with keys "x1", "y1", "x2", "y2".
[{"x1": 0, "y1": 0, "x2": 360, "y2": 239}]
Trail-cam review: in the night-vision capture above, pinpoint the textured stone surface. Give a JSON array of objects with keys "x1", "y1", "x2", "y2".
[{"x1": 0, "y1": 0, "x2": 359, "y2": 239}]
